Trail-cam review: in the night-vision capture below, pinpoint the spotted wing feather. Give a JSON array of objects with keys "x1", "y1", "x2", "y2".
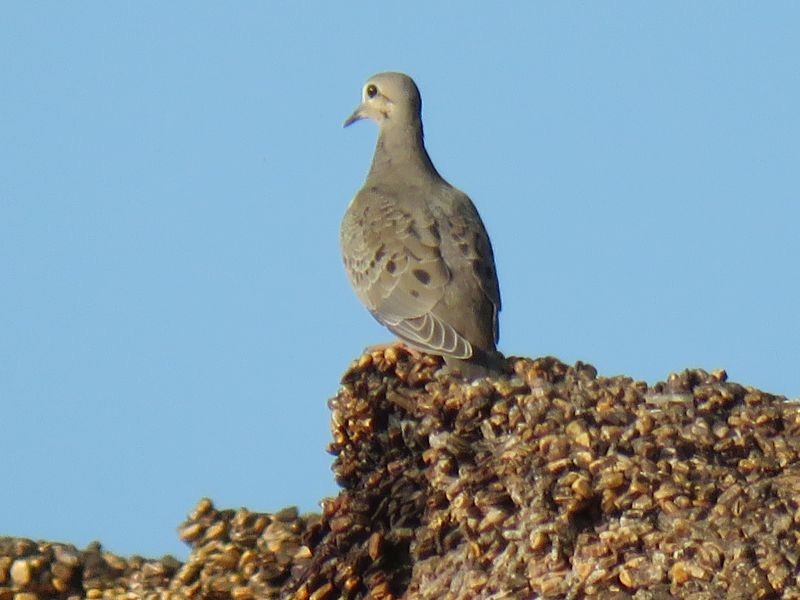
[
  {"x1": 435, "y1": 190, "x2": 502, "y2": 344},
  {"x1": 341, "y1": 186, "x2": 473, "y2": 359}
]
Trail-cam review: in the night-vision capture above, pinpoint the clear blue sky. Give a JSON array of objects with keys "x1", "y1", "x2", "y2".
[{"x1": 2, "y1": 3, "x2": 798, "y2": 559}]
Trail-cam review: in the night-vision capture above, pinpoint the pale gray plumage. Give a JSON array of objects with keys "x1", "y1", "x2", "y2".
[{"x1": 341, "y1": 72, "x2": 502, "y2": 379}]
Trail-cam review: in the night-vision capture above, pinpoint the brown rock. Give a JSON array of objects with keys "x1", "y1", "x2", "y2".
[
  {"x1": 8, "y1": 560, "x2": 30, "y2": 587},
  {"x1": 2, "y1": 353, "x2": 799, "y2": 598}
]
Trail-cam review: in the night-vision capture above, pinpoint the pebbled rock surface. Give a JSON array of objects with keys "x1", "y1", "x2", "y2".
[{"x1": 2, "y1": 350, "x2": 800, "y2": 599}]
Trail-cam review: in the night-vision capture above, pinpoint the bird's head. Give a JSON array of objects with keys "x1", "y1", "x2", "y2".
[{"x1": 344, "y1": 72, "x2": 422, "y2": 128}]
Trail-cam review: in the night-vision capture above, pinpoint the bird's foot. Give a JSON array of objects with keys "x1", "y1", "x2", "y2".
[{"x1": 363, "y1": 341, "x2": 424, "y2": 361}]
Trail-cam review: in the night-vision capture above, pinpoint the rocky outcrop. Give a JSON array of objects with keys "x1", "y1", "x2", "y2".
[{"x1": 2, "y1": 350, "x2": 799, "y2": 599}]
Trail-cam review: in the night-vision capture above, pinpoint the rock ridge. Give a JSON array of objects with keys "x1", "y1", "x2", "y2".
[{"x1": 2, "y1": 351, "x2": 799, "y2": 599}]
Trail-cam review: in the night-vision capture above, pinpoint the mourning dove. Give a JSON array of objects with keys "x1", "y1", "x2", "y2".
[{"x1": 341, "y1": 72, "x2": 502, "y2": 379}]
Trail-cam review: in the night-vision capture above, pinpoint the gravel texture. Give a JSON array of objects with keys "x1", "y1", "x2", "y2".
[{"x1": 3, "y1": 350, "x2": 800, "y2": 599}]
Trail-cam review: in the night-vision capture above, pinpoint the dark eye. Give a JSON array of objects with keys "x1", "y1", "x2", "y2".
[{"x1": 366, "y1": 84, "x2": 378, "y2": 98}]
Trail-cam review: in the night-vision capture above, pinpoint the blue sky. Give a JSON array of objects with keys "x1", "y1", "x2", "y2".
[{"x1": 1, "y1": 3, "x2": 798, "y2": 559}]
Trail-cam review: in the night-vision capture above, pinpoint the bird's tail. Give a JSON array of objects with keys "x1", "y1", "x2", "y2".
[{"x1": 444, "y1": 349, "x2": 507, "y2": 381}]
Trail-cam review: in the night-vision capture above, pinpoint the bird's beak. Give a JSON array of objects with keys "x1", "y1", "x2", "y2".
[{"x1": 343, "y1": 104, "x2": 365, "y2": 128}]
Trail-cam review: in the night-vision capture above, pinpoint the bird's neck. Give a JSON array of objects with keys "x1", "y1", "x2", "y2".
[{"x1": 367, "y1": 120, "x2": 441, "y2": 183}]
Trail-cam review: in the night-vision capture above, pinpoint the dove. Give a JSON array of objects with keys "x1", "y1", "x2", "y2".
[{"x1": 341, "y1": 72, "x2": 502, "y2": 379}]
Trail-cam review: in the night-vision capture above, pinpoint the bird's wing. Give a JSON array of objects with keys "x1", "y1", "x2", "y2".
[
  {"x1": 341, "y1": 186, "x2": 472, "y2": 358},
  {"x1": 436, "y1": 190, "x2": 502, "y2": 344}
]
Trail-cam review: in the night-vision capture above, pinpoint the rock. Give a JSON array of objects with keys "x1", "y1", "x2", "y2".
[
  {"x1": 9, "y1": 560, "x2": 30, "y2": 587},
  {"x1": 2, "y1": 350, "x2": 799, "y2": 598}
]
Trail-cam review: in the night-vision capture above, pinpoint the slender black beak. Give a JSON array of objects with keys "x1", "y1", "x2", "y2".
[{"x1": 343, "y1": 106, "x2": 364, "y2": 128}]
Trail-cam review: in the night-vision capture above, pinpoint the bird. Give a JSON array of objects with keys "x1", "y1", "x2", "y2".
[{"x1": 341, "y1": 72, "x2": 503, "y2": 380}]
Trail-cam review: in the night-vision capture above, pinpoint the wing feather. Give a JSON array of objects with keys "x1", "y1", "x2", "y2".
[{"x1": 341, "y1": 185, "x2": 474, "y2": 358}]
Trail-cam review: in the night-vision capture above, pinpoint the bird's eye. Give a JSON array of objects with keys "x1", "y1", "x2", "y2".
[{"x1": 366, "y1": 84, "x2": 378, "y2": 99}]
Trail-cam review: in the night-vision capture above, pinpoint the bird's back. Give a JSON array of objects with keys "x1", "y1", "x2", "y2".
[{"x1": 341, "y1": 178, "x2": 500, "y2": 363}]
